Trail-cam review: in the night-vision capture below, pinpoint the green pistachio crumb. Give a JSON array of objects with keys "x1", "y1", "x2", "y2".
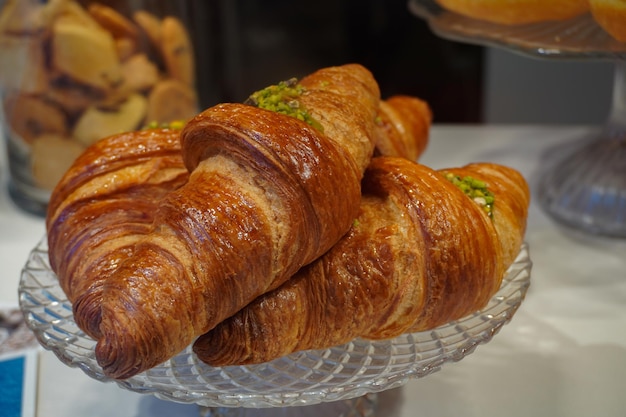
[
  {"x1": 143, "y1": 120, "x2": 186, "y2": 130},
  {"x1": 245, "y1": 78, "x2": 324, "y2": 132},
  {"x1": 443, "y1": 172, "x2": 495, "y2": 218}
]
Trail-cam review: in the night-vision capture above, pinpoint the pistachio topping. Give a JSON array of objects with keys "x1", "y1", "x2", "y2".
[
  {"x1": 443, "y1": 172, "x2": 495, "y2": 218},
  {"x1": 245, "y1": 78, "x2": 324, "y2": 131},
  {"x1": 143, "y1": 120, "x2": 186, "y2": 130}
]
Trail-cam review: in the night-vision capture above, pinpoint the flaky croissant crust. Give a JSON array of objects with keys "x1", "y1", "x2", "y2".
[
  {"x1": 46, "y1": 128, "x2": 189, "y2": 338},
  {"x1": 46, "y1": 63, "x2": 434, "y2": 379},
  {"x1": 193, "y1": 157, "x2": 530, "y2": 366},
  {"x1": 47, "y1": 64, "x2": 399, "y2": 379}
]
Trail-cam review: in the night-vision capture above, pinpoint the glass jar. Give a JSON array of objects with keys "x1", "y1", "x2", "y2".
[{"x1": 0, "y1": 0, "x2": 213, "y2": 215}]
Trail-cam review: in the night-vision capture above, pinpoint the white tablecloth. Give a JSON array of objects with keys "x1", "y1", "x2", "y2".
[{"x1": 1, "y1": 125, "x2": 625, "y2": 417}]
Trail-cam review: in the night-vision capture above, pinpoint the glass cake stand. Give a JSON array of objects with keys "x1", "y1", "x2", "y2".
[
  {"x1": 409, "y1": 0, "x2": 626, "y2": 238},
  {"x1": 18, "y1": 236, "x2": 531, "y2": 416}
]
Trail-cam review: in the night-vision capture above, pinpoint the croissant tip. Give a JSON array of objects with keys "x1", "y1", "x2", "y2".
[
  {"x1": 96, "y1": 338, "x2": 143, "y2": 380},
  {"x1": 94, "y1": 339, "x2": 122, "y2": 378},
  {"x1": 95, "y1": 309, "x2": 147, "y2": 379},
  {"x1": 72, "y1": 293, "x2": 103, "y2": 339}
]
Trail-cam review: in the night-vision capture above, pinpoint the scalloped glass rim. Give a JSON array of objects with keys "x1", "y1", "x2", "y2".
[
  {"x1": 18, "y1": 236, "x2": 531, "y2": 408},
  {"x1": 408, "y1": 0, "x2": 626, "y2": 60}
]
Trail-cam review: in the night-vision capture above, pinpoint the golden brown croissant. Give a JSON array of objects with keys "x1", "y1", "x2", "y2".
[
  {"x1": 46, "y1": 127, "x2": 189, "y2": 338},
  {"x1": 46, "y1": 90, "x2": 429, "y2": 340},
  {"x1": 46, "y1": 63, "x2": 434, "y2": 378},
  {"x1": 48, "y1": 63, "x2": 386, "y2": 379},
  {"x1": 374, "y1": 95, "x2": 431, "y2": 162},
  {"x1": 47, "y1": 90, "x2": 430, "y2": 339},
  {"x1": 193, "y1": 157, "x2": 530, "y2": 366}
]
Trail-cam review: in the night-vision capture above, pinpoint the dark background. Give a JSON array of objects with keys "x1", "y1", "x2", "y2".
[{"x1": 189, "y1": 0, "x2": 484, "y2": 123}]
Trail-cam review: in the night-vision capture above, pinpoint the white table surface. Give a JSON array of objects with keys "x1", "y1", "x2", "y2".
[{"x1": 1, "y1": 124, "x2": 625, "y2": 417}]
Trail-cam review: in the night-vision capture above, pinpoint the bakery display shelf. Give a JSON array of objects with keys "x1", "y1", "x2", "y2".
[
  {"x1": 19, "y1": 236, "x2": 531, "y2": 416},
  {"x1": 409, "y1": 0, "x2": 626, "y2": 238}
]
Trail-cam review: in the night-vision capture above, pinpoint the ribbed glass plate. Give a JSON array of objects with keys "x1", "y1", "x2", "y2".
[
  {"x1": 408, "y1": 0, "x2": 626, "y2": 60},
  {"x1": 18, "y1": 236, "x2": 531, "y2": 408}
]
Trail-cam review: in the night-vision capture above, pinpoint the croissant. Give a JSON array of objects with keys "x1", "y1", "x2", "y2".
[
  {"x1": 374, "y1": 95, "x2": 431, "y2": 162},
  {"x1": 46, "y1": 63, "x2": 434, "y2": 379},
  {"x1": 45, "y1": 92, "x2": 431, "y2": 340},
  {"x1": 193, "y1": 157, "x2": 530, "y2": 366},
  {"x1": 46, "y1": 127, "x2": 189, "y2": 338}
]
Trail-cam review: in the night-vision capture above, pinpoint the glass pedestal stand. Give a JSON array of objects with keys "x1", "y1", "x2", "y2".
[
  {"x1": 537, "y1": 61, "x2": 626, "y2": 237},
  {"x1": 408, "y1": 0, "x2": 626, "y2": 238},
  {"x1": 19, "y1": 238, "x2": 530, "y2": 417}
]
